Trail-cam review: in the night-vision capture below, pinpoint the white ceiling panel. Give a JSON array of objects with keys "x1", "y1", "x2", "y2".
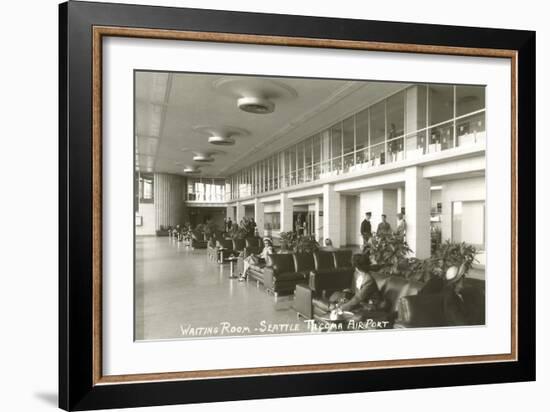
[{"x1": 135, "y1": 71, "x2": 409, "y2": 176}]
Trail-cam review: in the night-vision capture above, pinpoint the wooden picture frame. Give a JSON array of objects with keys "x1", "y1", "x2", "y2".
[{"x1": 59, "y1": 1, "x2": 535, "y2": 410}]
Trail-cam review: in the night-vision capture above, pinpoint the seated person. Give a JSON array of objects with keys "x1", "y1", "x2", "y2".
[
  {"x1": 239, "y1": 237, "x2": 274, "y2": 281},
  {"x1": 320, "y1": 238, "x2": 338, "y2": 252},
  {"x1": 328, "y1": 253, "x2": 385, "y2": 320}
]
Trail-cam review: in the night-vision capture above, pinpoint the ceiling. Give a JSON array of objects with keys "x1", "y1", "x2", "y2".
[{"x1": 135, "y1": 71, "x2": 409, "y2": 177}]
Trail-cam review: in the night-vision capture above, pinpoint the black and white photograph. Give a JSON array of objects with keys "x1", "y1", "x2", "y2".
[
  {"x1": 1, "y1": 0, "x2": 543, "y2": 411},
  {"x1": 134, "y1": 72, "x2": 487, "y2": 340}
]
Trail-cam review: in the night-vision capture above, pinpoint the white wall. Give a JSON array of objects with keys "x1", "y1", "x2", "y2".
[
  {"x1": 440, "y1": 176, "x2": 485, "y2": 242},
  {"x1": 136, "y1": 203, "x2": 156, "y2": 236},
  {"x1": 441, "y1": 176, "x2": 486, "y2": 265},
  {"x1": 431, "y1": 189, "x2": 442, "y2": 209},
  {"x1": 346, "y1": 195, "x2": 359, "y2": 245}
]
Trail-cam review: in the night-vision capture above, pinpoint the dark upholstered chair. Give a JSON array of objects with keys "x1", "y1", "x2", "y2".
[
  {"x1": 293, "y1": 269, "x2": 424, "y2": 325},
  {"x1": 262, "y1": 254, "x2": 307, "y2": 296},
  {"x1": 395, "y1": 282, "x2": 485, "y2": 328},
  {"x1": 215, "y1": 239, "x2": 235, "y2": 262},
  {"x1": 243, "y1": 237, "x2": 263, "y2": 257},
  {"x1": 232, "y1": 238, "x2": 246, "y2": 254},
  {"x1": 261, "y1": 250, "x2": 355, "y2": 297},
  {"x1": 190, "y1": 237, "x2": 207, "y2": 249}
]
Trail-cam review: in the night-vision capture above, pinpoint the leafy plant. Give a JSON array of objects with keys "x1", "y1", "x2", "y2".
[
  {"x1": 369, "y1": 233, "x2": 412, "y2": 276},
  {"x1": 399, "y1": 257, "x2": 440, "y2": 282},
  {"x1": 203, "y1": 219, "x2": 220, "y2": 239},
  {"x1": 394, "y1": 240, "x2": 478, "y2": 282},
  {"x1": 294, "y1": 235, "x2": 320, "y2": 254},
  {"x1": 229, "y1": 225, "x2": 249, "y2": 240},
  {"x1": 279, "y1": 231, "x2": 298, "y2": 251},
  {"x1": 432, "y1": 240, "x2": 478, "y2": 275},
  {"x1": 277, "y1": 232, "x2": 319, "y2": 253},
  {"x1": 193, "y1": 223, "x2": 212, "y2": 241}
]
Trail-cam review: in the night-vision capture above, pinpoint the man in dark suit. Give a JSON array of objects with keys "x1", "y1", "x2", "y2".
[{"x1": 360, "y1": 212, "x2": 372, "y2": 250}]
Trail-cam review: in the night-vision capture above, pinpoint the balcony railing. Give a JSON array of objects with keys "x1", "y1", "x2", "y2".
[{"x1": 227, "y1": 109, "x2": 485, "y2": 201}]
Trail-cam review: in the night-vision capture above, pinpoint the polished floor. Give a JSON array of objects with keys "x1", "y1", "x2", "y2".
[
  {"x1": 135, "y1": 236, "x2": 486, "y2": 341},
  {"x1": 135, "y1": 236, "x2": 305, "y2": 341}
]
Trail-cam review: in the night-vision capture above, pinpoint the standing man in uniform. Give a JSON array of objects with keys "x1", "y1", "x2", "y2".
[
  {"x1": 376, "y1": 214, "x2": 392, "y2": 236},
  {"x1": 395, "y1": 213, "x2": 407, "y2": 238},
  {"x1": 360, "y1": 212, "x2": 372, "y2": 252}
]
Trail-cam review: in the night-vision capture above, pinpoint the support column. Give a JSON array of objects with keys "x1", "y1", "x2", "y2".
[
  {"x1": 397, "y1": 186, "x2": 405, "y2": 214},
  {"x1": 323, "y1": 184, "x2": 342, "y2": 247},
  {"x1": 405, "y1": 166, "x2": 431, "y2": 258},
  {"x1": 154, "y1": 173, "x2": 184, "y2": 230},
  {"x1": 314, "y1": 197, "x2": 321, "y2": 242},
  {"x1": 235, "y1": 202, "x2": 245, "y2": 223},
  {"x1": 254, "y1": 198, "x2": 264, "y2": 237},
  {"x1": 340, "y1": 196, "x2": 347, "y2": 247},
  {"x1": 225, "y1": 205, "x2": 235, "y2": 221},
  {"x1": 280, "y1": 193, "x2": 294, "y2": 232}
]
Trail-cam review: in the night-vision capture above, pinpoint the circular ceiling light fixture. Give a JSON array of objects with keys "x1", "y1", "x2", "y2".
[
  {"x1": 237, "y1": 96, "x2": 275, "y2": 114},
  {"x1": 212, "y1": 77, "x2": 298, "y2": 115},
  {"x1": 182, "y1": 165, "x2": 202, "y2": 174},
  {"x1": 193, "y1": 153, "x2": 215, "y2": 162},
  {"x1": 180, "y1": 148, "x2": 225, "y2": 163},
  {"x1": 208, "y1": 135, "x2": 235, "y2": 145},
  {"x1": 192, "y1": 125, "x2": 251, "y2": 146}
]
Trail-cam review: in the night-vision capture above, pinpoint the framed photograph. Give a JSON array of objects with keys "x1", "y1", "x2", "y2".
[{"x1": 59, "y1": 1, "x2": 535, "y2": 410}]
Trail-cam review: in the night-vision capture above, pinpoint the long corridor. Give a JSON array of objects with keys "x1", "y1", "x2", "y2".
[{"x1": 135, "y1": 236, "x2": 305, "y2": 340}]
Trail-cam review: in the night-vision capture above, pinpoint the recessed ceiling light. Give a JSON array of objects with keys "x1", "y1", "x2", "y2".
[
  {"x1": 193, "y1": 154, "x2": 215, "y2": 162},
  {"x1": 208, "y1": 135, "x2": 236, "y2": 145},
  {"x1": 192, "y1": 125, "x2": 250, "y2": 146},
  {"x1": 183, "y1": 165, "x2": 201, "y2": 174},
  {"x1": 237, "y1": 96, "x2": 275, "y2": 114},
  {"x1": 212, "y1": 77, "x2": 298, "y2": 115}
]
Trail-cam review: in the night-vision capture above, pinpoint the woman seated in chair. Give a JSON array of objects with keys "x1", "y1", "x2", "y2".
[
  {"x1": 239, "y1": 237, "x2": 274, "y2": 281},
  {"x1": 329, "y1": 253, "x2": 384, "y2": 320}
]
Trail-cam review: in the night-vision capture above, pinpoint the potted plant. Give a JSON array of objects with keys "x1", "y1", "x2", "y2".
[
  {"x1": 279, "y1": 231, "x2": 298, "y2": 252},
  {"x1": 369, "y1": 233, "x2": 412, "y2": 275},
  {"x1": 433, "y1": 240, "x2": 478, "y2": 275},
  {"x1": 193, "y1": 223, "x2": 206, "y2": 241},
  {"x1": 204, "y1": 219, "x2": 219, "y2": 240},
  {"x1": 294, "y1": 235, "x2": 320, "y2": 254}
]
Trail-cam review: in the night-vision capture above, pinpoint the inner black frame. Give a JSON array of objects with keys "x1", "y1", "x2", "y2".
[{"x1": 59, "y1": 1, "x2": 536, "y2": 410}]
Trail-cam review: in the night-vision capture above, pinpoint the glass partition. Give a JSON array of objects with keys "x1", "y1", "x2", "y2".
[{"x1": 227, "y1": 83, "x2": 485, "y2": 199}]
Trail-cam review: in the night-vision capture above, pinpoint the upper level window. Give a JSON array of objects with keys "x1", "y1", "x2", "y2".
[
  {"x1": 138, "y1": 173, "x2": 154, "y2": 203},
  {"x1": 370, "y1": 101, "x2": 385, "y2": 146},
  {"x1": 227, "y1": 82, "x2": 485, "y2": 199},
  {"x1": 428, "y1": 85, "x2": 454, "y2": 126},
  {"x1": 456, "y1": 85, "x2": 485, "y2": 117},
  {"x1": 386, "y1": 90, "x2": 405, "y2": 138}
]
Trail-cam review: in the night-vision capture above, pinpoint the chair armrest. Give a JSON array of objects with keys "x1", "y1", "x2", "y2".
[
  {"x1": 293, "y1": 284, "x2": 313, "y2": 319},
  {"x1": 263, "y1": 266, "x2": 275, "y2": 289},
  {"x1": 309, "y1": 268, "x2": 354, "y2": 291},
  {"x1": 396, "y1": 294, "x2": 446, "y2": 328}
]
